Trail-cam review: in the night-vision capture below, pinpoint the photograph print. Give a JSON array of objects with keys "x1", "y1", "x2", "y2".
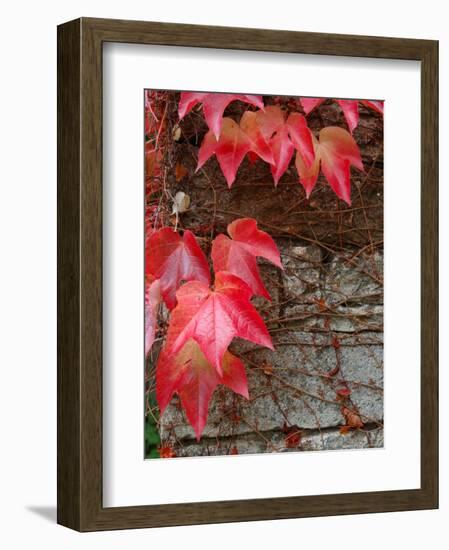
[{"x1": 144, "y1": 90, "x2": 384, "y2": 459}]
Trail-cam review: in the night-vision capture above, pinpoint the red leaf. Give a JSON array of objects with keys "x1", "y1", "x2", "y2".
[
  {"x1": 255, "y1": 106, "x2": 292, "y2": 184},
  {"x1": 300, "y1": 98, "x2": 324, "y2": 114},
  {"x1": 146, "y1": 227, "x2": 210, "y2": 309},
  {"x1": 145, "y1": 275, "x2": 161, "y2": 356},
  {"x1": 197, "y1": 118, "x2": 252, "y2": 187},
  {"x1": 269, "y1": 124, "x2": 295, "y2": 185},
  {"x1": 286, "y1": 112, "x2": 315, "y2": 168},
  {"x1": 335, "y1": 100, "x2": 359, "y2": 133},
  {"x1": 211, "y1": 218, "x2": 282, "y2": 299},
  {"x1": 255, "y1": 106, "x2": 314, "y2": 185},
  {"x1": 295, "y1": 126, "x2": 363, "y2": 204},
  {"x1": 178, "y1": 92, "x2": 264, "y2": 138},
  {"x1": 165, "y1": 271, "x2": 273, "y2": 374},
  {"x1": 157, "y1": 339, "x2": 248, "y2": 440},
  {"x1": 239, "y1": 111, "x2": 275, "y2": 165}
]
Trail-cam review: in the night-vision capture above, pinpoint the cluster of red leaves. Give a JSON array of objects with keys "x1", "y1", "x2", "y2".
[
  {"x1": 145, "y1": 91, "x2": 383, "y2": 445},
  {"x1": 179, "y1": 92, "x2": 383, "y2": 205},
  {"x1": 145, "y1": 218, "x2": 283, "y2": 440}
]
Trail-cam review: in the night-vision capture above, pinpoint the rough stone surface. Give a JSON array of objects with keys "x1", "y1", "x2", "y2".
[
  {"x1": 159, "y1": 249, "x2": 384, "y2": 453},
  {"x1": 173, "y1": 427, "x2": 384, "y2": 458},
  {"x1": 160, "y1": 329, "x2": 383, "y2": 441}
]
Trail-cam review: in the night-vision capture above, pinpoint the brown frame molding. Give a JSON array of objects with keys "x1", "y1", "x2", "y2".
[{"x1": 57, "y1": 17, "x2": 438, "y2": 531}]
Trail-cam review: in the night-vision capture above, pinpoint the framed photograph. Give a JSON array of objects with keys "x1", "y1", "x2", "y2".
[{"x1": 57, "y1": 17, "x2": 438, "y2": 531}]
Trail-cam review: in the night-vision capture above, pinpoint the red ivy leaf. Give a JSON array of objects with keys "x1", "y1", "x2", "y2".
[
  {"x1": 165, "y1": 271, "x2": 273, "y2": 374},
  {"x1": 256, "y1": 106, "x2": 314, "y2": 185},
  {"x1": 197, "y1": 116, "x2": 275, "y2": 187},
  {"x1": 335, "y1": 100, "x2": 359, "y2": 133},
  {"x1": 146, "y1": 227, "x2": 210, "y2": 310},
  {"x1": 178, "y1": 92, "x2": 264, "y2": 138},
  {"x1": 145, "y1": 275, "x2": 161, "y2": 356},
  {"x1": 197, "y1": 118, "x2": 252, "y2": 187},
  {"x1": 295, "y1": 126, "x2": 364, "y2": 205},
  {"x1": 211, "y1": 218, "x2": 283, "y2": 300},
  {"x1": 239, "y1": 111, "x2": 275, "y2": 165},
  {"x1": 286, "y1": 112, "x2": 316, "y2": 167},
  {"x1": 299, "y1": 97, "x2": 324, "y2": 115},
  {"x1": 157, "y1": 340, "x2": 248, "y2": 440}
]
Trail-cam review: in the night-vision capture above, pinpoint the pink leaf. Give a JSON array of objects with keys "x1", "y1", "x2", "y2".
[
  {"x1": 211, "y1": 218, "x2": 283, "y2": 300},
  {"x1": 197, "y1": 118, "x2": 252, "y2": 187},
  {"x1": 335, "y1": 100, "x2": 359, "y2": 133},
  {"x1": 178, "y1": 92, "x2": 264, "y2": 138},
  {"x1": 146, "y1": 227, "x2": 210, "y2": 309},
  {"x1": 166, "y1": 271, "x2": 273, "y2": 374},
  {"x1": 295, "y1": 126, "x2": 363, "y2": 204},
  {"x1": 240, "y1": 111, "x2": 275, "y2": 165},
  {"x1": 255, "y1": 106, "x2": 315, "y2": 185},
  {"x1": 300, "y1": 98, "x2": 325, "y2": 115},
  {"x1": 156, "y1": 340, "x2": 248, "y2": 440},
  {"x1": 286, "y1": 112, "x2": 315, "y2": 168}
]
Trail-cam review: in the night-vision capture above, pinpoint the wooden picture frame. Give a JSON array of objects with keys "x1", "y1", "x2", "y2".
[{"x1": 57, "y1": 17, "x2": 438, "y2": 531}]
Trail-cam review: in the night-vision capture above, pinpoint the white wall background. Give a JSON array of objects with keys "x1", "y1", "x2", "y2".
[{"x1": 0, "y1": 1, "x2": 446, "y2": 548}]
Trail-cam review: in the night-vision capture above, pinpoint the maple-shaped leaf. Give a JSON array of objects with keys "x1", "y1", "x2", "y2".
[
  {"x1": 146, "y1": 227, "x2": 210, "y2": 310},
  {"x1": 295, "y1": 126, "x2": 364, "y2": 204},
  {"x1": 335, "y1": 100, "x2": 359, "y2": 133},
  {"x1": 197, "y1": 116, "x2": 274, "y2": 187},
  {"x1": 197, "y1": 118, "x2": 250, "y2": 186},
  {"x1": 286, "y1": 112, "x2": 316, "y2": 167},
  {"x1": 165, "y1": 271, "x2": 273, "y2": 374},
  {"x1": 178, "y1": 92, "x2": 264, "y2": 138},
  {"x1": 211, "y1": 218, "x2": 283, "y2": 300},
  {"x1": 239, "y1": 111, "x2": 275, "y2": 165},
  {"x1": 145, "y1": 275, "x2": 161, "y2": 356},
  {"x1": 157, "y1": 339, "x2": 248, "y2": 440},
  {"x1": 255, "y1": 106, "x2": 315, "y2": 185}
]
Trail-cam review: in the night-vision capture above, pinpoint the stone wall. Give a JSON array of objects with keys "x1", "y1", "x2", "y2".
[{"x1": 159, "y1": 244, "x2": 384, "y2": 456}]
